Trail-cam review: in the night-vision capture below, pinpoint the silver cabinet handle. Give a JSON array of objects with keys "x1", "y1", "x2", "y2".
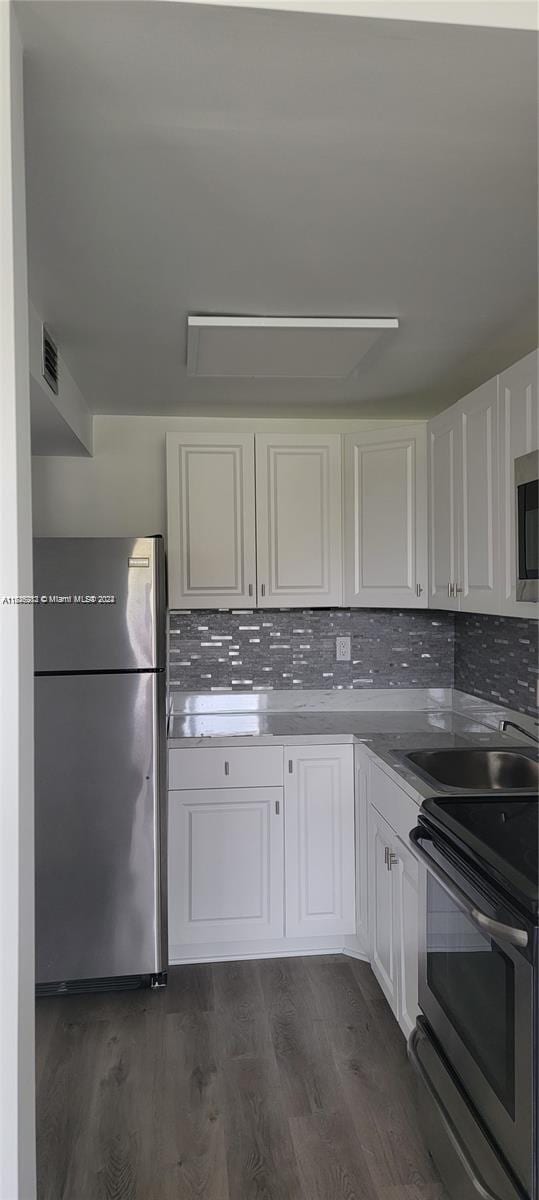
[
  {"x1": 447, "y1": 581, "x2": 454, "y2": 597},
  {"x1": 409, "y1": 828, "x2": 528, "y2": 949},
  {"x1": 288, "y1": 759, "x2": 293, "y2": 774},
  {"x1": 388, "y1": 851, "x2": 398, "y2": 870},
  {"x1": 384, "y1": 846, "x2": 389, "y2": 866},
  {"x1": 275, "y1": 799, "x2": 280, "y2": 815},
  {"x1": 260, "y1": 583, "x2": 266, "y2": 597},
  {"x1": 224, "y1": 760, "x2": 230, "y2": 776},
  {"x1": 408, "y1": 1023, "x2": 506, "y2": 1200},
  {"x1": 455, "y1": 583, "x2": 463, "y2": 594},
  {"x1": 416, "y1": 583, "x2": 423, "y2": 597},
  {"x1": 248, "y1": 583, "x2": 253, "y2": 597}
]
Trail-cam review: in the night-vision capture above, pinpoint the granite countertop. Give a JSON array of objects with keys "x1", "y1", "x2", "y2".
[{"x1": 167, "y1": 688, "x2": 535, "y2": 800}]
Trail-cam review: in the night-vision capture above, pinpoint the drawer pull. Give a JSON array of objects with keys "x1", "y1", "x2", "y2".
[
  {"x1": 288, "y1": 759, "x2": 293, "y2": 774},
  {"x1": 275, "y1": 799, "x2": 280, "y2": 815},
  {"x1": 224, "y1": 761, "x2": 230, "y2": 776}
]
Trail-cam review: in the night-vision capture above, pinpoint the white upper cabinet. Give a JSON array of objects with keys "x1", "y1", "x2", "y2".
[
  {"x1": 255, "y1": 433, "x2": 342, "y2": 607},
  {"x1": 166, "y1": 433, "x2": 256, "y2": 609},
  {"x1": 428, "y1": 376, "x2": 500, "y2": 612},
  {"x1": 344, "y1": 425, "x2": 427, "y2": 607},
  {"x1": 428, "y1": 406, "x2": 460, "y2": 610},
  {"x1": 458, "y1": 378, "x2": 500, "y2": 613},
  {"x1": 284, "y1": 744, "x2": 355, "y2": 939},
  {"x1": 499, "y1": 350, "x2": 539, "y2": 618}
]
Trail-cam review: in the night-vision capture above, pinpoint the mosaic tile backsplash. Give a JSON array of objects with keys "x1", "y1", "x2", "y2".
[
  {"x1": 168, "y1": 608, "x2": 455, "y2": 692},
  {"x1": 454, "y1": 612, "x2": 539, "y2": 718}
]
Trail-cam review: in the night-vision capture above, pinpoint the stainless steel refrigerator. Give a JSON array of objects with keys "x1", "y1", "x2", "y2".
[{"x1": 33, "y1": 536, "x2": 167, "y2": 993}]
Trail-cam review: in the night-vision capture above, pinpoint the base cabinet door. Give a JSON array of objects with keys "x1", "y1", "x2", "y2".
[
  {"x1": 368, "y1": 804, "x2": 398, "y2": 1012},
  {"x1": 354, "y1": 746, "x2": 370, "y2": 952},
  {"x1": 284, "y1": 745, "x2": 355, "y2": 938},
  {"x1": 394, "y1": 839, "x2": 420, "y2": 1040},
  {"x1": 168, "y1": 786, "x2": 284, "y2": 947}
]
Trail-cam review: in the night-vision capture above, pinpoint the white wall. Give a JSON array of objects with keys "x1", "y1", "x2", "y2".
[
  {"x1": 29, "y1": 302, "x2": 93, "y2": 456},
  {"x1": 32, "y1": 413, "x2": 423, "y2": 538},
  {"x1": 0, "y1": 5, "x2": 36, "y2": 1198}
]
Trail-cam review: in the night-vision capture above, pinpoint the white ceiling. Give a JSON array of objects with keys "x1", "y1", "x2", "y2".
[{"x1": 17, "y1": 1, "x2": 538, "y2": 418}]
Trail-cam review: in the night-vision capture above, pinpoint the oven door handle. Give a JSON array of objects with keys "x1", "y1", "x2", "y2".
[
  {"x1": 409, "y1": 828, "x2": 528, "y2": 949},
  {"x1": 408, "y1": 1023, "x2": 523, "y2": 1200}
]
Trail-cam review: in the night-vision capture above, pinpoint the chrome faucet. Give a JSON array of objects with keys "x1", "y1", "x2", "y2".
[{"x1": 499, "y1": 719, "x2": 539, "y2": 745}]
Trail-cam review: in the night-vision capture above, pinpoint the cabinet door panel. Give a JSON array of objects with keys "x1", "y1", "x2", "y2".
[
  {"x1": 368, "y1": 804, "x2": 398, "y2": 1013},
  {"x1": 459, "y1": 379, "x2": 499, "y2": 613},
  {"x1": 166, "y1": 433, "x2": 256, "y2": 608},
  {"x1": 499, "y1": 350, "x2": 539, "y2": 617},
  {"x1": 344, "y1": 426, "x2": 427, "y2": 607},
  {"x1": 354, "y1": 747, "x2": 369, "y2": 953},
  {"x1": 168, "y1": 787, "x2": 283, "y2": 946},
  {"x1": 255, "y1": 434, "x2": 342, "y2": 606},
  {"x1": 285, "y1": 746, "x2": 355, "y2": 938},
  {"x1": 428, "y1": 412, "x2": 460, "y2": 610},
  {"x1": 395, "y1": 840, "x2": 420, "y2": 1041}
]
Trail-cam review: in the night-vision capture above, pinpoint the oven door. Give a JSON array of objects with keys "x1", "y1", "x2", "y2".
[{"x1": 411, "y1": 826, "x2": 534, "y2": 1197}]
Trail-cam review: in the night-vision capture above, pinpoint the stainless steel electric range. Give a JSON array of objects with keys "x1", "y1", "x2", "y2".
[{"x1": 410, "y1": 793, "x2": 538, "y2": 1200}]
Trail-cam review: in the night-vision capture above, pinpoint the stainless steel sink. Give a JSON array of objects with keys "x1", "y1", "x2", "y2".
[{"x1": 404, "y1": 747, "x2": 539, "y2": 792}]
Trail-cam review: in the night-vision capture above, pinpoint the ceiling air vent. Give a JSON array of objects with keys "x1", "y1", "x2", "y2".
[{"x1": 42, "y1": 325, "x2": 59, "y2": 395}]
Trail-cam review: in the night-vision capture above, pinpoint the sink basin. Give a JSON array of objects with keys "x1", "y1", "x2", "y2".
[{"x1": 404, "y1": 748, "x2": 539, "y2": 792}]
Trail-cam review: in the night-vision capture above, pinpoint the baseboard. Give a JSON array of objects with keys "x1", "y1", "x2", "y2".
[{"x1": 169, "y1": 934, "x2": 349, "y2": 965}]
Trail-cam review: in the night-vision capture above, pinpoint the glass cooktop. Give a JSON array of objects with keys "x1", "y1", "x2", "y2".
[{"x1": 421, "y1": 793, "x2": 538, "y2": 917}]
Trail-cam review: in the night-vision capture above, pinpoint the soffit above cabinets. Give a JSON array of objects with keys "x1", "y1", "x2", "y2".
[{"x1": 186, "y1": 316, "x2": 399, "y2": 379}]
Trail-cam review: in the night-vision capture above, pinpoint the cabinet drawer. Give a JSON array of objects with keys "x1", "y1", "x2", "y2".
[
  {"x1": 369, "y1": 758, "x2": 420, "y2": 845},
  {"x1": 168, "y1": 745, "x2": 283, "y2": 790}
]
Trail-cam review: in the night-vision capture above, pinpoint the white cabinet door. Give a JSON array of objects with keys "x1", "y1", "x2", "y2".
[
  {"x1": 458, "y1": 378, "x2": 500, "y2": 613},
  {"x1": 255, "y1": 434, "x2": 342, "y2": 607},
  {"x1": 368, "y1": 804, "x2": 398, "y2": 1013},
  {"x1": 354, "y1": 745, "x2": 370, "y2": 953},
  {"x1": 394, "y1": 838, "x2": 420, "y2": 1041},
  {"x1": 166, "y1": 432, "x2": 256, "y2": 608},
  {"x1": 284, "y1": 745, "x2": 355, "y2": 938},
  {"x1": 168, "y1": 786, "x2": 284, "y2": 946},
  {"x1": 428, "y1": 408, "x2": 460, "y2": 610},
  {"x1": 499, "y1": 350, "x2": 539, "y2": 617},
  {"x1": 344, "y1": 425, "x2": 427, "y2": 607}
]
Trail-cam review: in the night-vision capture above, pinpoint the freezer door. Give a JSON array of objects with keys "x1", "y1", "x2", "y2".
[
  {"x1": 33, "y1": 536, "x2": 165, "y2": 672},
  {"x1": 35, "y1": 671, "x2": 167, "y2": 984}
]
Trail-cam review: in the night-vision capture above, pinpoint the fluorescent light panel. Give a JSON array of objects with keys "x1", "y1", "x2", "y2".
[{"x1": 186, "y1": 315, "x2": 399, "y2": 379}]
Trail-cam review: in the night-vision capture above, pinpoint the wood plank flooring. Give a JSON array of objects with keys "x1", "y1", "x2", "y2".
[{"x1": 36, "y1": 955, "x2": 448, "y2": 1200}]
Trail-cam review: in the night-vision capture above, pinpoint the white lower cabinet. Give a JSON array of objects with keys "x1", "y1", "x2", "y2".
[
  {"x1": 168, "y1": 786, "x2": 284, "y2": 946},
  {"x1": 368, "y1": 803, "x2": 399, "y2": 1011},
  {"x1": 367, "y1": 761, "x2": 421, "y2": 1039},
  {"x1": 284, "y1": 745, "x2": 355, "y2": 937}
]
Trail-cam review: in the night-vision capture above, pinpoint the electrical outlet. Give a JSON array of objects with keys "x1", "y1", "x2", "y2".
[{"x1": 336, "y1": 635, "x2": 351, "y2": 661}]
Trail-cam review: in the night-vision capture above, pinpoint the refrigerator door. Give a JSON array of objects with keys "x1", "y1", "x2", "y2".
[
  {"x1": 35, "y1": 671, "x2": 167, "y2": 984},
  {"x1": 33, "y1": 536, "x2": 165, "y2": 672}
]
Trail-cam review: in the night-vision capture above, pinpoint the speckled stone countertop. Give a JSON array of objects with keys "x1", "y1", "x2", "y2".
[{"x1": 168, "y1": 688, "x2": 536, "y2": 800}]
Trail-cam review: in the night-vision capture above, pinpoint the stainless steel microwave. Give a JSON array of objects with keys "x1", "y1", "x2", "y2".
[{"x1": 515, "y1": 449, "x2": 539, "y2": 602}]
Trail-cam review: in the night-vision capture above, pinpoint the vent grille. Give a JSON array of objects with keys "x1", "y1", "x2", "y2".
[{"x1": 42, "y1": 325, "x2": 58, "y2": 394}]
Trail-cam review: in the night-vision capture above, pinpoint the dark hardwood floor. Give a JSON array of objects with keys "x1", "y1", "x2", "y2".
[{"x1": 36, "y1": 955, "x2": 448, "y2": 1200}]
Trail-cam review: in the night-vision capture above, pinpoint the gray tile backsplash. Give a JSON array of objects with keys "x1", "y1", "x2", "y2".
[
  {"x1": 454, "y1": 612, "x2": 539, "y2": 717},
  {"x1": 168, "y1": 608, "x2": 455, "y2": 692}
]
